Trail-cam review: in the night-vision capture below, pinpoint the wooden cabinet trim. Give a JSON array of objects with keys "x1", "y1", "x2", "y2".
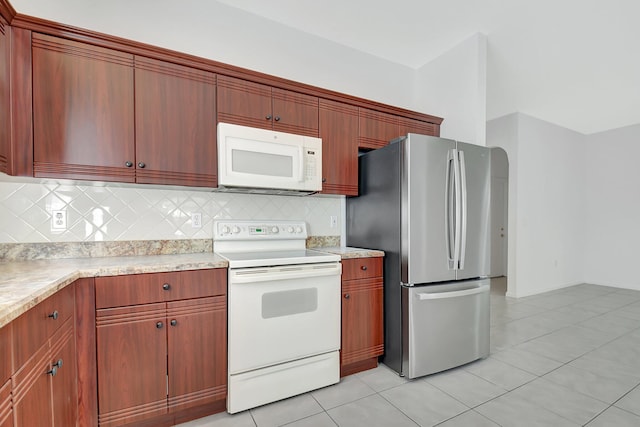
[
  {"x1": 135, "y1": 55, "x2": 216, "y2": 85},
  {"x1": 0, "y1": 323, "x2": 11, "y2": 384},
  {"x1": 33, "y1": 32, "x2": 134, "y2": 67},
  {"x1": 8, "y1": 26, "x2": 33, "y2": 176},
  {"x1": 218, "y1": 74, "x2": 271, "y2": 98},
  {"x1": 96, "y1": 303, "x2": 166, "y2": 326},
  {"x1": 0, "y1": 379, "x2": 10, "y2": 426}
]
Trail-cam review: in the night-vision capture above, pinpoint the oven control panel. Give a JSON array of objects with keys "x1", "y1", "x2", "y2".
[{"x1": 214, "y1": 220, "x2": 308, "y2": 240}]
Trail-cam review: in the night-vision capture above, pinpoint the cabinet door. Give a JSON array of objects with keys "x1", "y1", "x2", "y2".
[
  {"x1": 398, "y1": 117, "x2": 438, "y2": 137},
  {"x1": 319, "y1": 99, "x2": 358, "y2": 195},
  {"x1": 0, "y1": 323, "x2": 11, "y2": 385},
  {"x1": 135, "y1": 57, "x2": 217, "y2": 187},
  {"x1": 95, "y1": 271, "x2": 179, "y2": 308},
  {"x1": 12, "y1": 343, "x2": 53, "y2": 427},
  {"x1": 0, "y1": 379, "x2": 11, "y2": 427},
  {"x1": 50, "y1": 318, "x2": 77, "y2": 427},
  {"x1": 358, "y1": 108, "x2": 399, "y2": 150},
  {"x1": 217, "y1": 75, "x2": 273, "y2": 130},
  {"x1": 96, "y1": 303, "x2": 168, "y2": 427},
  {"x1": 0, "y1": 18, "x2": 9, "y2": 175},
  {"x1": 167, "y1": 296, "x2": 226, "y2": 412},
  {"x1": 32, "y1": 33, "x2": 135, "y2": 182},
  {"x1": 341, "y1": 277, "x2": 384, "y2": 366},
  {"x1": 272, "y1": 88, "x2": 318, "y2": 137}
]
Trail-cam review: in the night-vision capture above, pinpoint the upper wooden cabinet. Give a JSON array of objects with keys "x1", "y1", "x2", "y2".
[
  {"x1": 359, "y1": 108, "x2": 439, "y2": 150},
  {"x1": 134, "y1": 56, "x2": 217, "y2": 187},
  {"x1": 0, "y1": 18, "x2": 9, "y2": 176},
  {"x1": 32, "y1": 33, "x2": 136, "y2": 182},
  {"x1": 217, "y1": 75, "x2": 319, "y2": 137},
  {"x1": 319, "y1": 99, "x2": 358, "y2": 196}
]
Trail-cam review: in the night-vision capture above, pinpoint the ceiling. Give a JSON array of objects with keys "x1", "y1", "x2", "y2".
[{"x1": 9, "y1": 0, "x2": 640, "y2": 134}]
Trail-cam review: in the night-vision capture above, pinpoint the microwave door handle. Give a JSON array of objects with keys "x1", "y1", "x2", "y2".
[{"x1": 297, "y1": 146, "x2": 305, "y2": 182}]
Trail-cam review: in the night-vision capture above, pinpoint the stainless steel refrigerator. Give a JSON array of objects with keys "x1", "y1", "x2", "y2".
[{"x1": 347, "y1": 134, "x2": 491, "y2": 379}]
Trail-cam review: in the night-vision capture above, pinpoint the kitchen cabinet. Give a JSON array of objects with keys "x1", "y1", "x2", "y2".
[
  {"x1": 134, "y1": 56, "x2": 217, "y2": 187},
  {"x1": 95, "y1": 269, "x2": 226, "y2": 427},
  {"x1": 217, "y1": 75, "x2": 319, "y2": 137},
  {"x1": 340, "y1": 257, "x2": 384, "y2": 377},
  {"x1": 399, "y1": 116, "x2": 438, "y2": 137},
  {"x1": 358, "y1": 108, "x2": 400, "y2": 150},
  {"x1": 0, "y1": 17, "x2": 9, "y2": 176},
  {"x1": 32, "y1": 33, "x2": 136, "y2": 182},
  {"x1": 11, "y1": 283, "x2": 77, "y2": 427},
  {"x1": 319, "y1": 99, "x2": 359, "y2": 196},
  {"x1": 0, "y1": 322, "x2": 11, "y2": 427}
]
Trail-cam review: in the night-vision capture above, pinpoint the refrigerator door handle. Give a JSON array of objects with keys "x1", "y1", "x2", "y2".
[
  {"x1": 445, "y1": 149, "x2": 456, "y2": 269},
  {"x1": 415, "y1": 283, "x2": 489, "y2": 300},
  {"x1": 452, "y1": 149, "x2": 462, "y2": 270},
  {"x1": 458, "y1": 150, "x2": 468, "y2": 270}
]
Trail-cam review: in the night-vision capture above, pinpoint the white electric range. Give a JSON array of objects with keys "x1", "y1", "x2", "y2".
[{"x1": 214, "y1": 220, "x2": 341, "y2": 414}]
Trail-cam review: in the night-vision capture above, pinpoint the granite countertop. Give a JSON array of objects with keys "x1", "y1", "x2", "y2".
[
  {"x1": 0, "y1": 252, "x2": 228, "y2": 328},
  {"x1": 0, "y1": 246, "x2": 383, "y2": 329}
]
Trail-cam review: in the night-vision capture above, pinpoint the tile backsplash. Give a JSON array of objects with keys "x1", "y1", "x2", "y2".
[{"x1": 0, "y1": 179, "x2": 343, "y2": 243}]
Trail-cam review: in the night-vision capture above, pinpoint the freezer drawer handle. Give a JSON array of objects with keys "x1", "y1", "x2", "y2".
[{"x1": 416, "y1": 284, "x2": 489, "y2": 301}]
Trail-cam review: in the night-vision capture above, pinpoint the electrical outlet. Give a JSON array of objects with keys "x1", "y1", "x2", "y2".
[
  {"x1": 51, "y1": 210, "x2": 67, "y2": 230},
  {"x1": 191, "y1": 212, "x2": 202, "y2": 228},
  {"x1": 330, "y1": 215, "x2": 338, "y2": 228}
]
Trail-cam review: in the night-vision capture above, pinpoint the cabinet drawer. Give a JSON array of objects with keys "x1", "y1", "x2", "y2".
[
  {"x1": 96, "y1": 272, "x2": 179, "y2": 308},
  {"x1": 341, "y1": 258, "x2": 383, "y2": 281},
  {"x1": 170, "y1": 269, "x2": 226, "y2": 300},
  {"x1": 12, "y1": 283, "x2": 75, "y2": 368},
  {"x1": 95, "y1": 269, "x2": 227, "y2": 309}
]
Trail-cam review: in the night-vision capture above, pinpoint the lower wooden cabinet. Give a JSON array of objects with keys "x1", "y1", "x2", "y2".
[
  {"x1": 95, "y1": 269, "x2": 227, "y2": 427},
  {"x1": 11, "y1": 284, "x2": 77, "y2": 427},
  {"x1": 0, "y1": 379, "x2": 11, "y2": 427},
  {"x1": 340, "y1": 257, "x2": 384, "y2": 377}
]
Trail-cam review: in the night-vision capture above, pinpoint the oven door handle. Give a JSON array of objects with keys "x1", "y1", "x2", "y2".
[{"x1": 229, "y1": 263, "x2": 342, "y2": 284}]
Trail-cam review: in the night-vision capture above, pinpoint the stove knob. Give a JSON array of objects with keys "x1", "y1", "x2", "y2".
[
  {"x1": 287, "y1": 226, "x2": 294, "y2": 233},
  {"x1": 222, "y1": 225, "x2": 230, "y2": 234},
  {"x1": 271, "y1": 226, "x2": 279, "y2": 233},
  {"x1": 232, "y1": 226, "x2": 240, "y2": 234},
  {"x1": 295, "y1": 226, "x2": 303, "y2": 233}
]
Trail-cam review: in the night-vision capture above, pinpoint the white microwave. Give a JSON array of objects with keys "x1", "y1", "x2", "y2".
[{"x1": 217, "y1": 123, "x2": 323, "y2": 195}]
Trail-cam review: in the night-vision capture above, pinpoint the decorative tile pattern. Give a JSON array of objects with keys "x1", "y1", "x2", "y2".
[{"x1": 0, "y1": 179, "x2": 342, "y2": 243}]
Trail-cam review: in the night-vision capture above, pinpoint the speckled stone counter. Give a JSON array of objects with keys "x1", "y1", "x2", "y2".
[
  {"x1": 0, "y1": 252, "x2": 227, "y2": 328},
  {"x1": 317, "y1": 246, "x2": 384, "y2": 259}
]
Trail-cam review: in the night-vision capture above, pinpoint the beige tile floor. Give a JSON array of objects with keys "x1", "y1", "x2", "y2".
[{"x1": 176, "y1": 278, "x2": 640, "y2": 426}]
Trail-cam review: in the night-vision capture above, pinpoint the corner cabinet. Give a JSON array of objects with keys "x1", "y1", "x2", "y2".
[
  {"x1": 217, "y1": 75, "x2": 319, "y2": 137},
  {"x1": 358, "y1": 108, "x2": 439, "y2": 150},
  {"x1": 95, "y1": 269, "x2": 227, "y2": 427},
  {"x1": 11, "y1": 283, "x2": 77, "y2": 427},
  {"x1": 340, "y1": 257, "x2": 384, "y2": 377}
]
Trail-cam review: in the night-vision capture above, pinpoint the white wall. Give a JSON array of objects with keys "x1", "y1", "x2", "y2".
[
  {"x1": 415, "y1": 33, "x2": 487, "y2": 145},
  {"x1": 584, "y1": 124, "x2": 640, "y2": 290},
  {"x1": 488, "y1": 113, "x2": 586, "y2": 297}
]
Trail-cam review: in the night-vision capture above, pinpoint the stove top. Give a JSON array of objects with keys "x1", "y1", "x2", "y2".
[{"x1": 213, "y1": 220, "x2": 340, "y2": 268}]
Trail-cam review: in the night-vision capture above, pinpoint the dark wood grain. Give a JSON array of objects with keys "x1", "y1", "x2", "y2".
[
  {"x1": 12, "y1": 282, "x2": 74, "y2": 368},
  {"x1": 8, "y1": 26, "x2": 32, "y2": 176},
  {"x1": 217, "y1": 75, "x2": 273, "y2": 130},
  {"x1": 75, "y1": 278, "x2": 98, "y2": 427},
  {"x1": 10, "y1": 13, "x2": 442, "y2": 127},
  {"x1": 167, "y1": 269, "x2": 227, "y2": 301},
  {"x1": 32, "y1": 33, "x2": 135, "y2": 182},
  {"x1": 358, "y1": 108, "x2": 401, "y2": 149},
  {"x1": 11, "y1": 340, "x2": 53, "y2": 426},
  {"x1": 135, "y1": 56, "x2": 217, "y2": 187},
  {"x1": 0, "y1": 322, "x2": 10, "y2": 384},
  {"x1": 399, "y1": 116, "x2": 439, "y2": 137},
  {"x1": 95, "y1": 272, "x2": 179, "y2": 309},
  {"x1": 271, "y1": 88, "x2": 319, "y2": 137},
  {"x1": 340, "y1": 258, "x2": 384, "y2": 376},
  {"x1": 319, "y1": 99, "x2": 358, "y2": 196},
  {"x1": 0, "y1": 379, "x2": 10, "y2": 427},
  {"x1": 0, "y1": 0, "x2": 15, "y2": 23},
  {"x1": 96, "y1": 303, "x2": 168, "y2": 427},
  {"x1": 0, "y1": 17, "x2": 9, "y2": 175},
  {"x1": 167, "y1": 296, "x2": 227, "y2": 412},
  {"x1": 50, "y1": 317, "x2": 78, "y2": 427}
]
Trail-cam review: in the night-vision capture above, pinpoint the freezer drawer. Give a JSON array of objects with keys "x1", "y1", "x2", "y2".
[{"x1": 405, "y1": 279, "x2": 489, "y2": 379}]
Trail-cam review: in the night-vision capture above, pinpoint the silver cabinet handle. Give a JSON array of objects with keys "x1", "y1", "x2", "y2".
[{"x1": 416, "y1": 284, "x2": 489, "y2": 301}]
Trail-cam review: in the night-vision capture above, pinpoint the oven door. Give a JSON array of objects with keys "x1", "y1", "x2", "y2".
[{"x1": 228, "y1": 262, "x2": 341, "y2": 375}]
